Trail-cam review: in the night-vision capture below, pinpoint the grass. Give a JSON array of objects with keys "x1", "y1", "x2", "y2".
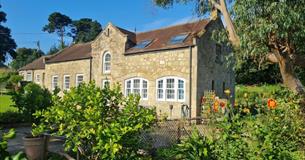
[{"x1": 0, "y1": 94, "x2": 16, "y2": 113}]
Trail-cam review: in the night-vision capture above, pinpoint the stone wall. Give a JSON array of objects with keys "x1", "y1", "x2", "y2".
[
  {"x1": 18, "y1": 20, "x2": 234, "y2": 120},
  {"x1": 19, "y1": 69, "x2": 45, "y2": 87},
  {"x1": 196, "y1": 18, "x2": 235, "y2": 113},
  {"x1": 91, "y1": 23, "x2": 197, "y2": 119},
  {"x1": 44, "y1": 59, "x2": 91, "y2": 91}
]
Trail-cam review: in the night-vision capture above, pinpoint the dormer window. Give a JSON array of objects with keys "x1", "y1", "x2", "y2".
[
  {"x1": 169, "y1": 34, "x2": 188, "y2": 44},
  {"x1": 134, "y1": 40, "x2": 152, "y2": 49}
]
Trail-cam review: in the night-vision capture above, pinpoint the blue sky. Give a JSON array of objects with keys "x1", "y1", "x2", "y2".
[{"x1": 1, "y1": 0, "x2": 204, "y2": 53}]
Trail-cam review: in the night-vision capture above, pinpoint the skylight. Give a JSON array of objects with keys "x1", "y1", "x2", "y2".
[
  {"x1": 134, "y1": 40, "x2": 152, "y2": 49},
  {"x1": 169, "y1": 34, "x2": 188, "y2": 44}
]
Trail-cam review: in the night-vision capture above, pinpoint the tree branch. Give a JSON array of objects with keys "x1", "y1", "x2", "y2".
[
  {"x1": 267, "y1": 52, "x2": 305, "y2": 68},
  {"x1": 209, "y1": 0, "x2": 221, "y2": 10}
]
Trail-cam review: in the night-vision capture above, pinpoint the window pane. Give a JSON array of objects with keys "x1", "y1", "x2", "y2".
[
  {"x1": 76, "y1": 75, "x2": 84, "y2": 86},
  {"x1": 166, "y1": 89, "x2": 175, "y2": 99},
  {"x1": 26, "y1": 73, "x2": 32, "y2": 81},
  {"x1": 133, "y1": 79, "x2": 140, "y2": 94},
  {"x1": 178, "y1": 89, "x2": 184, "y2": 100},
  {"x1": 64, "y1": 76, "x2": 70, "y2": 89},
  {"x1": 178, "y1": 80, "x2": 184, "y2": 100},
  {"x1": 158, "y1": 89, "x2": 163, "y2": 99},
  {"x1": 134, "y1": 40, "x2": 152, "y2": 49},
  {"x1": 126, "y1": 80, "x2": 131, "y2": 88},
  {"x1": 36, "y1": 75, "x2": 40, "y2": 82},
  {"x1": 104, "y1": 53, "x2": 111, "y2": 72},
  {"x1": 105, "y1": 54, "x2": 111, "y2": 61},
  {"x1": 166, "y1": 79, "x2": 174, "y2": 89},
  {"x1": 142, "y1": 89, "x2": 147, "y2": 98},
  {"x1": 52, "y1": 76, "x2": 58, "y2": 90},
  {"x1": 169, "y1": 34, "x2": 188, "y2": 44},
  {"x1": 126, "y1": 89, "x2": 131, "y2": 95}
]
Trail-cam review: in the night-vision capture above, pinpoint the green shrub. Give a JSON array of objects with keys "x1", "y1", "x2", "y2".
[
  {"x1": 33, "y1": 82, "x2": 156, "y2": 159},
  {"x1": 169, "y1": 86, "x2": 305, "y2": 160},
  {"x1": 175, "y1": 129, "x2": 215, "y2": 160},
  {"x1": 0, "y1": 111, "x2": 28, "y2": 124},
  {"x1": 11, "y1": 83, "x2": 52, "y2": 122}
]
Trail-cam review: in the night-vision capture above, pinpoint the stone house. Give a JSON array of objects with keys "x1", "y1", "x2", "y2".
[{"x1": 19, "y1": 17, "x2": 234, "y2": 119}]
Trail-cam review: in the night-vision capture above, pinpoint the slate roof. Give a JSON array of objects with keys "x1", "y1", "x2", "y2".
[
  {"x1": 124, "y1": 19, "x2": 210, "y2": 54},
  {"x1": 46, "y1": 43, "x2": 92, "y2": 63},
  {"x1": 19, "y1": 56, "x2": 46, "y2": 71},
  {"x1": 20, "y1": 19, "x2": 210, "y2": 69}
]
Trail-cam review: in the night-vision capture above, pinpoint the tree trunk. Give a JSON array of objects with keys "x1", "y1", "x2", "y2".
[
  {"x1": 278, "y1": 55, "x2": 305, "y2": 95},
  {"x1": 219, "y1": 0, "x2": 240, "y2": 48}
]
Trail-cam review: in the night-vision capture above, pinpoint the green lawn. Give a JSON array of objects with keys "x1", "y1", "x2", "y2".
[{"x1": 0, "y1": 94, "x2": 16, "y2": 113}]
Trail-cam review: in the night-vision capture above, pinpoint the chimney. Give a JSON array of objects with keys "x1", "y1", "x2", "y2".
[{"x1": 210, "y1": 7, "x2": 219, "y2": 20}]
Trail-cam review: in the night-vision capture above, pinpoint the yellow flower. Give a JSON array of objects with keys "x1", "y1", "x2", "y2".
[{"x1": 243, "y1": 108, "x2": 250, "y2": 114}]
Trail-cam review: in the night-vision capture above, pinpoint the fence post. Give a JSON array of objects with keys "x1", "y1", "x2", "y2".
[{"x1": 177, "y1": 121, "x2": 181, "y2": 143}]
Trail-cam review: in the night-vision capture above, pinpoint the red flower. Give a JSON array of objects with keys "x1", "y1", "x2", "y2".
[{"x1": 220, "y1": 101, "x2": 226, "y2": 108}]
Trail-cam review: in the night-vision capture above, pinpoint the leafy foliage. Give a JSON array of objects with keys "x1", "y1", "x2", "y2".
[
  {"x1": 0, "y1": 5, "x2": 16, "y2": 63},
  {"x1": 33, "y1": 82, "x2": 156, "y2": 159},
  {"x1": 175, "y1": 129, "x2": 215, "y2": 160},
  {"x1": 160, "y1": 86, "x2": 305, "y2": 159},
  {"x1": 70, "y1": 18, "x2": 102, "y2": 43},
  {"x1": 11, "y1": 83, "x2": 52, "y2": 122},
  {"x1": 10, "y1": 48, "x2": 44, "y2": 70},
  {"x1": 0, "y1": 128, "x2": 27, "y2": 160},
  {"x1": 234, "y1": 0, "x2": 305, "y2": 58},
  {"x1": 43, "y1": 12, "x2": 72, "y2": 49},
  {"x1": 0, "y1": 71, "x2": 23, "y2": 92}
]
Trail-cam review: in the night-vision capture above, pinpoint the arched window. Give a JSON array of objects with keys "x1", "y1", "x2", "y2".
[
  {"x1": 103, "y1": 52, "x2": 111, "y2": 73},
  {"x1": 125, "y1": 78, "x2": 148, "y2": 100},
  {"x1": 156, "y1": 77, "x2": 185, "y2": 102}
]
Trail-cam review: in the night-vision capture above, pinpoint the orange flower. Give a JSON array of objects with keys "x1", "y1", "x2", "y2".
[
  {"x1": 213, "y1": 101, "x2": 219, "y2": 112},
  {"x1": 213, "y1": 105, "x2": 219, "y2": 112},
  {"x1": 267, "y1": 98, "x2": 277, "y2": 110}
]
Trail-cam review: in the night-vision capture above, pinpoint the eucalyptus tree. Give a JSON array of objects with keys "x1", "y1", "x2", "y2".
[{"x1": 154, "y1": 0, "x2": 305, "y2": 95}]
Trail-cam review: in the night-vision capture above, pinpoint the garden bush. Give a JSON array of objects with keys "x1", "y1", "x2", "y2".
[
  {"x1": 0, "y1": 111, "x2": 28, "y2": 124},
  {"x1": 11, "y1": 82, "x2": 52, "y2": 122},
  {"x1": 33, "y1": 82, "x2": 156, "y2": 160},
  {"x1": 160, "y1": 86, "x2": 305, "y2": 160}
]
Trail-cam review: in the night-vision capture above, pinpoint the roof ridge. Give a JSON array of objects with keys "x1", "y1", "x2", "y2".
[{"x1": 136, "y1": 18, "x2": 209, "y2": 34}]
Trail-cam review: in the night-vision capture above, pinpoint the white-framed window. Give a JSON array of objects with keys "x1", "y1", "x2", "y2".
[
  {"x1": 156, "y1": 77, "x2": 185, "y2": 102},
  {"x1": 26, "y1": 72, "x2": 32, "y2": 81},
  {"x1": 102, "y1": 79, "x2": 110, "y2": 88},
  {"x1": 63, "y1": 75, "x2": 70, "y2": 90},
  {"x1": 51, "y1": 75, "x2": 59, "y2": 90},
  {"x1": 125, "y1": 78, "x2": 148, "y2": 100},
  {"x1": 103, "y1": 52, "x2": 111, "y2": 73},
  {"x1": 35, "y1": 74, "x2": 40, "y2": 83},
  {"x1": 76, "y1": 74, "x2": 84, "y2": 87}
]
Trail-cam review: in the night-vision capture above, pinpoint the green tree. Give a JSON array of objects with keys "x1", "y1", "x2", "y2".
[
  {"x1": 233, "y1": 1, "x2": 305, "y2": 95},
  {"x1": 70, "y1": 18, "x2": 102, "y2": 43},
  {"x1": 154, "y1": 0, "x2": 305, "y2": 95},
  {"x1": 43, "y1": 12, "x2": 72, "y2": 49},
  {"x1": 10, "y1": 48, "x2": 44, "y2": 70},
  {"x1": 0, "y1": 5, "x2": 17, "y2": 63},
  {"x1": 46, "y1": 43, "x2": 68, "y2": 55},
  {"x1": 33, "y1": 82, "x2": 156, "y2": 159}
]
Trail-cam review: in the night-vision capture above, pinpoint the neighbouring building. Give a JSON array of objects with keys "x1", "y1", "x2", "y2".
[{"x1": 19, "y1": 16, "x2": 235, "y2": 119}]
